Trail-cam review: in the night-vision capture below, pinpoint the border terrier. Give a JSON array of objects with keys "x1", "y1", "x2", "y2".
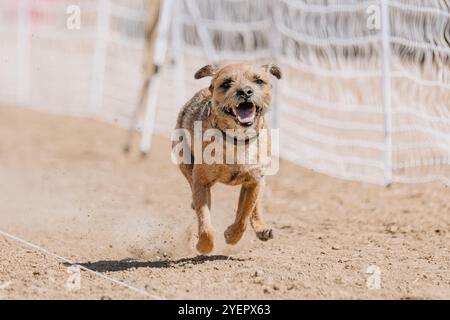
[{"x1": 174, "y1": 63, "x2": 282, "y2": 254}]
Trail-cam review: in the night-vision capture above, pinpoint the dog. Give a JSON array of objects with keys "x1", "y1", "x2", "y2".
[{"x1": 173, "y1": 63, "x2": 282, "y2": 254}]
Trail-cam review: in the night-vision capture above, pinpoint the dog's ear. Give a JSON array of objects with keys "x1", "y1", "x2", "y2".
[
  {"x1": 262, "y1": 63, "x2": 282, "y2": 80},
  {"x1": 194, "y1": 65, "x2": 218, "y2": 79}
]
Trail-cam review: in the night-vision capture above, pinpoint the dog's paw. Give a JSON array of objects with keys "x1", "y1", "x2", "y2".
[
  {"x1": 196, "y1": 231, "x2": 214, "y2": 254},
  {"x1": 224, "y1": 225, "x2": 245, "y2": 245},
  {"x1": 256, "y1": 228, "x2": 274, "y2": 241}
]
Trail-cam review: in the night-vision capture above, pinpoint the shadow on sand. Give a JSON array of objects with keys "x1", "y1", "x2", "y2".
[{"x1": 66, "y1": 255, "x2": 246, "y2": 273}]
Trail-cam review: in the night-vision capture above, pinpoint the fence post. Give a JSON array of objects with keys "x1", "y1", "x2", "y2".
[
  {"x1": 381, "y1": 0, "x2": 393, "y2": 185},
  {"x1": 185, "y1": 0, "x2": 219, "y2": 64},
  {"x1": 17, "y1": 0, "x2": 31, "y2": 107},
  {"x1": 270, "y1": 0, "x2": 281, "y2": 130},
  {"x1": 172, "y1": 0, "x2": 185, "y2": 109},
  {"x1": 89, "y1": 0, "x2": 111, "y2": 115},
  {"x1": 139, "y1": 0, "x2": 175, "y2": 154}
]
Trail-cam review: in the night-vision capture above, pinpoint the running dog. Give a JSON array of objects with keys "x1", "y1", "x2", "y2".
[{"x1": 174, "y1": 63, "x2": 281, "y2": 254}]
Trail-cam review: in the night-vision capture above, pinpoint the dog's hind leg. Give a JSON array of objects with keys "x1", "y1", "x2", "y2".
[
  {"x1": 250, "y1": 201, "x2": 273, "y2": 241},
  {"x1": 192, "y1": 181, "x2": 215, "y2": 254},
  {"x1": 224, "y1": 182, "x2": 260, "y2": 245}
]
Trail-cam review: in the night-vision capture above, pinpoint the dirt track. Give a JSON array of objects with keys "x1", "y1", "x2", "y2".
[{"x1": 0, "y1": 106, "x2": 449, "y2": 300}]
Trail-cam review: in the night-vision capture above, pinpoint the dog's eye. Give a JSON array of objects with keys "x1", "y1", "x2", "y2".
[
  {"x1": 220, "y1": 79, "x2": 233, "y2": 90},
  {"x1": 254, "y1": 78, "x2": 265, "y2": 85}
]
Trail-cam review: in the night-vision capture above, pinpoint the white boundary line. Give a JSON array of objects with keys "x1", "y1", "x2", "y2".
[{"x1": 0, "y1": 228, "x2": 164, "y2": 300}]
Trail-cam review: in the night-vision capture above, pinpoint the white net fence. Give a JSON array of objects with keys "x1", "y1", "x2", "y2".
[
  {"x1": 0, "y1": 0, "x2": 147, "y2": 123},
  {"x1": 0, "y1": 0, "x2": 449, "y2": 186}
]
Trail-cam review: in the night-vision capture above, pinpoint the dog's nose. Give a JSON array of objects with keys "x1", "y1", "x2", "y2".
[{"x1": 236, "y1": 87, "x2": 254, "y2": 99}]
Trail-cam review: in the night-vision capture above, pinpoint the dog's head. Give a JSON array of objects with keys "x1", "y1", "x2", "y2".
[{"x1": 195, "y1": 63, "x2": 282, "y2": 132}]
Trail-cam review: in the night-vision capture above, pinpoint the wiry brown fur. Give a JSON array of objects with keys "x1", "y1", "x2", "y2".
[{"x1": 174, "y1": 63, "x2": 281, "y2": 254}]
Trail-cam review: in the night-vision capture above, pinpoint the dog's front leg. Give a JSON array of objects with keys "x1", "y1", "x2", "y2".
[
  {"x1": 192, "y1": 181, "x2": 215, "y2": 254},
  {"x1": 224, "y1": 182, "x2": 260, "y2": 245},
  {"x1": 250, "y1": 201, "x2": 274, "y2": 241}
]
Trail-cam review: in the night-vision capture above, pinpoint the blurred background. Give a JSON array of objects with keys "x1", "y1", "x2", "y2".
[
  {"x1": 1, "y1": 0, "x2": 449, "y2": 185},
  {"x1": 1, "y1": 0, "x2": 450, "y2": 300}
]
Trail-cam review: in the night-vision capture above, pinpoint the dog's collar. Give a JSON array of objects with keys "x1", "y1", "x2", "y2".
[{"x1": 220, "y1": 128, "x2": 260, "y2": 145}]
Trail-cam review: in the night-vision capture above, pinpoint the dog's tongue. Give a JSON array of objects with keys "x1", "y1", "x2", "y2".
[{"x1": 235, "y1": 104, "x2": 256, "y2": 124}]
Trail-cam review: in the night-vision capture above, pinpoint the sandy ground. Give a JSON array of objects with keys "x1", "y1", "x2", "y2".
[{"x1": 0, "y1": 105, "x2": 449, "y2": 300}]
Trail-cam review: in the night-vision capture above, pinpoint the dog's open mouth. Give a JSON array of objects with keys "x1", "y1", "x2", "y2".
[{"x1": 224, "y1": 102, "x2": 259, "y2": 127}]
